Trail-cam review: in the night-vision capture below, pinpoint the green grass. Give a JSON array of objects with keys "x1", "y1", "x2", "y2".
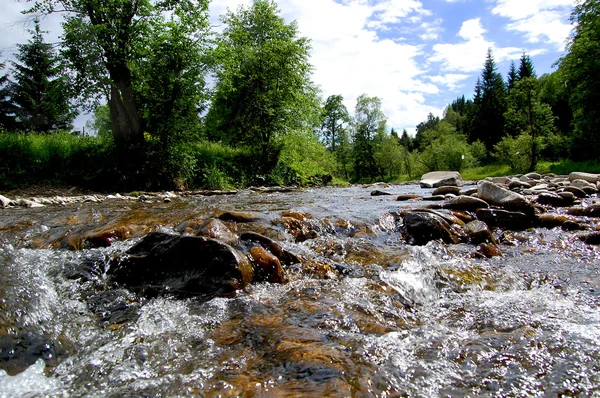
[{"x1": 547, "y1": 159, "x2": 600, "y2": 175}]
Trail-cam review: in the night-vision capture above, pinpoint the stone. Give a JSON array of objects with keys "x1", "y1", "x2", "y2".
[
  {"x1": 569, "y1": 172, "x2": 599, "y2": 183},
  {"x1": 0, "y1": 194, "x2": 14, "y2": 208},
  {"x1": 477, "y1": 180, "x2": 534, "y2": 216},
  {"x1": 420, "y1": 171, "x2": 463, "y2": 188},
  {"x1": 562, "y1": 186, "x2": 587, "y2": 198},
  {"x1": 562, "y1": 220, "x2": 587, "y2": 231},
  {"x1": 108, "y1": 232, "x2": 253, "y2": 298},
  {"x1": 396, "y1": 194, "x2": 421, "y2": 201},
  {"x1": 476, "y1": 208, "x2": 533, "y2": 231},
  {"x1": 198, "y1": 218, "x2": 238, "y2": 244},
  {"x1": 508, "y1": 180, "x2": 532, "y2": 190},
  {"x1": 570, "y1": 179, "x2": 596, "y2": 190},
  {"x1": 537, "y1": 213, "x2": 569, "y2": 228},
  {"x1": 217, "y1": 211, "x2": 266, "y2": 223},
  {"x1": 432, "y1": 186, "x2": 461, "y2": 196},
  {"x1": 524, "y1": 172, "x2": 542, "y2": 180},
  {"x1": 473, "y1": 243, "x2": 503, "y2": 258},
  {"x1": 536, "y1": 192, "x2": 571, "y2": 207},
  {"x1": 281, "y1": 211, "x2": 309, "y2": 221},
  {"x1": 567, "y1": 204, "x2": 600, "y2": 217},
  {"x1": 248, "y1": 246, "x2": 285, "y2": 283},
  {"x1": 465, "y1": 220, "x2": 497, "y2": 245},
  {"x1": 403, "y1": 211, "x2": 465, "y2": 245},
  {"x1": 580, "y1": 232, "x2": 600, "y2": 245},
  {"x1": 422, "y1": 195, "x2": 446, "y2": 201},
  {"x1": 444, "y1": 195, "x2": 489, "y2": 211},
  {"x1": 239, "y1": 231, "x2": 301, "y2": 265},
  {"x1": 371, "y1": 190, "x2": 393, "y2": 196},
  {"x1": 459, "y1": 187, "x2": 478, "y2": 196},
  {"x1": 486, "y1": 176, "x2": 512, "y2": 185},
  {"x1": 18, "y1": 199, "x2": 45, "y2": 208},
  {"x1": 273, "y1": 217, "x2": 318, "y2": 242}
]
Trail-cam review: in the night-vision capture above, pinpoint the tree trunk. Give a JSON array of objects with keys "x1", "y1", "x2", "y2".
[{"x1": 109, "y1": 78, "x2": 143, "y2": 145}]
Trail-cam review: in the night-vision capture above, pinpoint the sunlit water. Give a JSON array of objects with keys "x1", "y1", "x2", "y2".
[{"x1": 1, "y1": 185, "x2": 599, "y2": 397}]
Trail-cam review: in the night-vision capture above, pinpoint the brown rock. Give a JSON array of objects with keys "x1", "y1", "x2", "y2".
[
  {"x1": 198, "y1": 218, "x2": 238, "y2": 244},
  {"x1": 433, "y1": 186, "x2": 461, "y2": 196},
  {"x1": 476, "y1": 208, "x2": 533, "y2": 231},
  {"x1": 371, "y1": 190, "x2": 392, "y2": 196},
  {"x1": 444, "y1": 195, "x2": 489, "y2": 211},
  {"x1": 248, "y1": 246, "x2": 285, "y2": 283},
  {"x1": 240, "y1": 231, "x2": 301, "y2": 265},
  {"x1": 466, "y1": 220, "x2": 497, "y2": 245},
  {"x1": 396, "y1": 194, "x2": 421, "y2": 201},
  {"x1": 403, "y1": 211, "x2": 465, "y2": 245},
  {"x1": 473, "y1": 243, "x2": 503, "y2": 258},
  {"x1": 217, "y1": 211, "x2": 266, "y2": 223},
  {"x1": 537, "y1": 213, "x2": 568, "y2": 228}
]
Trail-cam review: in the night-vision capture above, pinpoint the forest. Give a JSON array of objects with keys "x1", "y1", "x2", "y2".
[{"x1": 0, "y1": 0, "x2": 599, "y2": 191}]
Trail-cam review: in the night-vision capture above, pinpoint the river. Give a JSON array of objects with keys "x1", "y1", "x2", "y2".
[{"x1": 1, "y1": 184, "x2": 599, "y2": 397}]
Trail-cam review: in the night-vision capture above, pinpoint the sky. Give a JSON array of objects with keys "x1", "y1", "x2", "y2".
[{"x1": 0, "y1": 0, "x2": 576, "y2": 133}]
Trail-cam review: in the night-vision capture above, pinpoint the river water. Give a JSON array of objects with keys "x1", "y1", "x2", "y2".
[{"x1": 0, "y1": 185, "x2": 599, "y2": 397}]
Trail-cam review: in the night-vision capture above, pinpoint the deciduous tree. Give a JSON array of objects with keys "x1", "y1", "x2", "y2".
[{"x1": 352, "y1": 94, "x2": 387, "y2": 181}]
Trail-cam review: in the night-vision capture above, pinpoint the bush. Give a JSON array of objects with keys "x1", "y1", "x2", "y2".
[{"x1": 492, "y1": 134, "x2": 533, "y2": 173}]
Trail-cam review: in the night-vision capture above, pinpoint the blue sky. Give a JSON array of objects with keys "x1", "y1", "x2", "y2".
[{"x1": 1, "y1": 0, "x2": 575, "y2": 132}]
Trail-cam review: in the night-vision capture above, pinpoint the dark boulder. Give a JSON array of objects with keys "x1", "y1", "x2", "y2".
[
  {"x1": 248, "y1": 246, "x2": 285, "y2": 283},
  {"x1": 537, "y1": 213, "x2": 568, "y2": 228},
  {"x1": 465, "y1": 220, "x2": 497, "y2": 245},
  {"x1": 217, "y1": 211, "x2": 266, "y2": 223},
  {"x1": 476, "y1": 209, "x2": 533, "y2": 231},
  {"x1": 240, "y1": 231, "x2": 301, "y2": 265},
  {"x1": 403, "y1": 211, "x2": 465, "y2": 245},
  {"x1": 396, "y1": 194, "x2": 421, "y2": 201},
  {"x1": 371, "y1": 190, "x2": 392, "y2": 196},
  {"x1": 536, "y1": 192, "x2": 571, "y2": 207},
  {"x1": 108, "y1": 232, "x2": 253, "y2": 298},
  {"x1": 444, "y1": 195, "x2": 489, "y2": 211}
]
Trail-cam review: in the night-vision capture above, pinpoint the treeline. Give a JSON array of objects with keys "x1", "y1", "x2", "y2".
[{"x1": 0, "y1": 0, "x2": 599, "y2": 190}]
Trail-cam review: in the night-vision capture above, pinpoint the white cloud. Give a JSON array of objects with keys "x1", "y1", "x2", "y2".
[
  {"x1": 427, "y1": 73, "x2": 470, "y2": 90},
  {"x1": 492, "y1": 0, "x2": 574, "y2": 49}
]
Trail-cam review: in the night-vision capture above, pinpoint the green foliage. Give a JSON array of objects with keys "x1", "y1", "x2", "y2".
[
  {"x1": 85, "y1": 104, "x2": 111, "y2": 138},
  {"x1": 558, "y1": 0, "x2": 600, "y2": 160},
  {"x1": 10, "y1": 21, "x2": 76, "y2": 132},
  {"x1": 0, "y1": 56, "x2": 16, "y2": 130},
  {"x1": 373, "y1": 134, "x2": 404, "y2": 180},
  {"x1": 538, "y1": 71, "x2": 572, "y2": 137},
  {"x1": 492, "y1": 134, "x2": 533, "y2": 173},
  {"x1": 352, "y1": 94, "x2": 387, "y2": 181},
  {"x1": 418, "y1": 121, "x2": 475, "y2": 172},
  {"x1": 415, "y1": 112, "x2": 440, "y2": 150},
  {"x1": 278, "y1": 129, "x2": 337, "y2": 181},
  {"x1": 320, "y1": 94, "x2": 351, "y2": 152},
  {"x1": 549, "y1": 159, "x2": 600, "y2": 175},
  {"x1": 469, "y1": 140, "x2": 487, "y2": 164},
  {"x1": 518, "y1": 52, "x2": 536, "y2": 80},
  {"x1": 207, "y1": 0, "x2": 319, "y2": 166}
]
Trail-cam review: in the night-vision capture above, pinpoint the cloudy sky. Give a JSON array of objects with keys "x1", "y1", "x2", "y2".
[{"x1": 1, "y1": 0, "x2": 575, "y2": 132}]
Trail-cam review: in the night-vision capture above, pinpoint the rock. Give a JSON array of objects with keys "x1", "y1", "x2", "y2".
[
  {"x1": 579, "y1": 232, "x2": 600, "y2": 245},
  {"x1": 239, "y1": 231, "x2": 301, "y2": 265},
  {"x1": 422, "y1": 195, "x2": 446, "y2": 201},
  {"x1": 396, "y1": 194, "x2": 421, "y2": 201},
  {"x1": 569, "y1": 172, "x2": 599, "y2": 183},
  {"x1": 536, "y1": 192, "x2": 571, "y2": 207},
  {"x1": 562, "y1": 186, "x2": 587, "y2": 198},
  {"x1": 371, "y1": 190, "x2": 392, "y2": 196},
  {"x1": 570, "y1": 179, "x2": 596, "y2": 191},
  {"x1": 487, "y1": 176, "x2": 511, "y2": 185},
  {"x1": 509, "y1": 180, "x2": 532, "y2": 190},
  {"x1": 473, "y1": 243, "x2": 503, "y2": 258},
  {"x1": 419, "y1": 208, "x2": 465, "y2": 226},
  {"x1": 18, "y1": 199, "x2": 45, "y2": 208},
  {"x1": 218, "y1": 211, "x2": 266, "y2": 223},
  {"x1": 524, "y1": 172, "x2": 542, "y2": 180},
  {"x1": 567, "y1": 204, "x2": 600, "y2": 217},
  {"x1": 465, "y1": 220, "x2": 497, "y2": 245},
  {"x1": 403, "y1": 211, "x2": 465, "y2": 245},
  {"x1": 444, "y1": 195, "x2": 489, "y2": 211},
  {"x1": 281, "y1": 211, "x2": 309, "y2": 221},
  {"x1": 476, "y1": 209, "x2": 533, "y2": 231},
  {"x1": 562, "y1": 220, "x2": 587, "y2": 231},
  {"x1": 477, "y1": 180, "x2": 534, "y2": 216},
  {"x1": 0, "y1": 194, "x2": 14, "y2": 208},
  {"x1": 109, "y1": 232, "x2": 253, "y2": 298},
  {"x1": 198, "y1": 218, "x2": 238, "y2": 244},
  {"x1": 248, "y1": 246, "x2": 285, "y2": 283},
  {"x1": 537, "y1": 213, "x2": 568, "y2": 228},
  {"x1": 420, "y1": 171, "x2": 463, "y2": 188},
  {"x1": 459, "y1": 187, "x2": 478, "y2": 196},
  {"x1": 273, "y1": 216, "x2": 318, "y2": 242},
  {"x1": 432, "y1": 186, "x2": 461, "y2": 196}
]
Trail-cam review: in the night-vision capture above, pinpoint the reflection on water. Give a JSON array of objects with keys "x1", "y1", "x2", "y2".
[{"x1": 1, "y1": 185, "x2": 600, "y2": 396}]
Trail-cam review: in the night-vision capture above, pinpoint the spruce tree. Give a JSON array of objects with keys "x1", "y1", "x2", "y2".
[
  {"x1": 469, "y1": 49, "x2": 507, "y2": 152},
  {"x1": 10, "y1": 21, "x2": 75, "y2": 132},
  {"x1": 518, "y1": 52, "x2": 536, "y2": 80},
  {"x1": 0, "y1": 57, "x2": 16, "y2": 130},
  {"x1": 507, "y1": 61, "x2": 518, "y2": 91}
]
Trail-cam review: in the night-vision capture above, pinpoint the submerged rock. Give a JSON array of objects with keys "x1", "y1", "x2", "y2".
[
  {"x1": 217, "y1": 211, "x2": 266, "y2": 223},
  {"x1": 420, "y1": 171, "x2": 463, "y2": 188},
  {"x1": 109, "y1": 232, "x2": 253, "y2": 298},
  {"x1": 239, "y1": 231, "x2": 301, "y2": 266},
  {"x1": 248, "y1": 246, "x2": 285, "y2": 283},
  {"x1": 197, "y1": 218, "x2": 238, "y2": 244},
  {"x1": 403, "y1": 211, "x2": 465, "y2": 245},
  {"x1": 465, "y1": 220, "x2": 496, "y2": 245},
  {"x1": 396, "y1": 194, "x2": 421, "y2": 201},
  {"x1": 371, "y1": 190, "x2": 392, "y2": 196},
  {"x1": 476, "y1": 208, "x2": 533, "y2": 231}
]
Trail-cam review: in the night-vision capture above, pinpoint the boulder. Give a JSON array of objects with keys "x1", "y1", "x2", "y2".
[
  {"x1": 420, "y1": 171, "x2": 463, "y2": 188},
  {"x1": 537, "y1": 213, "x2": 568, "y2": 228},
  {"x1": 403, "y1": 211, "x2": 465, "y2": 245},
  {"x1": 476, "y1": 209, "x2": 533, "y2": 231},
  {"x1": 396, "y1": 194, "x2": 421, "y2": 201},
  {"x1": 536, "y1": 192, "x2": 571, "y2": 207},
  {"x1": 508, "y1": 180, "x2": 532, "y2": 190},
  {"x1": 444, "y1": 195, "x2": 489, "y2": 211},
  {"x1": 562, "y1": 220, "x2": 587, "y2": 231},
  {"x1": 465, "y1": 220, "x2": 497, "y2": 245},
  {"x1": 569, "y1": 172, "x2": 599, "y2": 183},
  {"x1": 459, "y1": 187, "x2": 478, "y2": 196},
  {"x1": 570, "y1": 179, "x2": 596, "y2": 191},
  {"x1": 477, "y1": 180, "x2": 534, "y2": 216},
  {"x1": 18, "y1": 199, "x2": 45, "y2": 208},
  {"x1": 239, "y1": 231, "x2": 301, "y2": 265},
  {"x1": 371, "y1": 190, "x2": 392, "y2": 196},
  {"x1": 524, "y1": 172, "x2": 542, "y2": 180},
  {"x1": 109, "y1": 232, "x2": 253, "y2": 298},
  {"x1": 248, "y1": 246, "x2": 285, "y2": 283},
  {"x1": 197, "y1": 218, "x2": 238, "y2": 245},
  {"x1": 432, "y1": 186, "x2": 461, "y2": 196},
  {"x1": 217, "y1": 211, "x2": 266, "y2": 223},
  {"x1": 567, "y1": 204, "x2": 600, "y2": 217},
  {"x1": 0, "y1": 194, "x2": 14, "y2": 208},
  {"x1": 487, "y1": 176, "x2": 512, "y2": 185},
  {"x1": 422, "y1": 195, "x2": 446, "y2": 201},
  {"x1": 562, "y1": 186, "x2": 587, "y2": 198}
]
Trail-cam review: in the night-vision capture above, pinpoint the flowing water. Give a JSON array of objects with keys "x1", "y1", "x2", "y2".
[{"x1": 1, "y1": 185, "x2": 599, "y2": 397}]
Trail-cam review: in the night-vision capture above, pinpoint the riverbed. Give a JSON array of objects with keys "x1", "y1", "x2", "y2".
[{"x1": 1, "y1": 184, "x2": 599, "y2": 397}]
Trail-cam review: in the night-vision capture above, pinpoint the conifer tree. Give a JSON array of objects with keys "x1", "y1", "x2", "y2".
[
  {"x1": 469, "y1": 49, "x2": 507, "y2": 152},
  {"x1": 0, "y1": 57, "x2": 16, "y2": 130},
  {"x1": 507, "y1": 61, "x2": 518, "y2": 91},
  {"x1": 518, "y1": 52, "x2": 536, "y2": 80},
  {"x1": 11, "y1": 21, "x2": 75, "y2": 132}
]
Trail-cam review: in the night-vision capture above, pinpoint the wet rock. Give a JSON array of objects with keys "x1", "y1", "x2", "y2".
[
  {"x1": 570, "y1": 179, "x2": 597, "y2": 191},
  {"x1": 536, "y1": 192, "x2": 571, "y2": 207},
  {"x1": 420, "y1": 171, "x2": 463, "y2": 188},
  {"x1": 87, "y1": 289, "x2": 141, "y2": 326},
  {"x1": 240, "y1": 231, "x2": 301, "y2": 265},
  {"x1": 562, "y1": 186, "x2": 587, "y2": 198},
  {"x1": 18, "y1": 199, "x2": 45, "y2": 208},
  {"x1": 0, "y1": 332, "x2": 68, "y2": 375},
  {"x1": 450, "y1": 210, "x2": 474, "y2": 224},
  {"x1": 465, "y1": 220, "x2": 497, "y2": 245},
  {"x1": 579, "y1": 232, "x2": 600, "y2": 245},
  {"x1": 432, "y1": 186, "x2": 461, "y2": 196},
  {"x1": 371, "y1": 190, "x2": 392, "y2": 196},
  {"x1": 567, "y1": 204, "x2": 600, "y2": 217},
  {"x1": 197, "y1": 218, "x2": 238, "y2": 244},
  {"x1": 217, "y1": 211, "x2": 266, "y2": 223},
  {"x1": 569, "y1": 172, "x2": 599, "y2": 183},
  {"x1": 444, "y1": 195, "x2": 489, "y2": 211},
  {"x1": 473, "y1": 243, "x2": 503, "y2": 258},
  {"x1": 419, "y1": 208, "x2": 466, "y2": 226},
  {"x1": 487, "y1": 176, "x2": 511, "y2": 185},
  {"x1": 0, "y1": 194, "x2": 14, "y2": 208},
  {"x1": 281, "y1": 211, "x2": 309, "y2": 221},
  {"x1": 396, "y1": 194, "x2": 420, "y2": 201},
  {"x1": 248, "y1": 246, "x2": 285, "y2": 283},
  {"x1": 509, "y1": 180, "x2": 532, "y2": 190},
  {"x1": 562, "y1": 220, "x2": 587, "y2": 231},
  {"x1": 423, "y1": 195, "x2": 446, "y2": 201},
  {"x1": 476, "y1": 208, "x2": 533, "y2": 231},
  {"x1": 477, "y1": 180, "x2": 534, "y2": 216},
  {"x1": 273, "y1": 216, "x2": 318, "y2": 242},
  {"x1": 537, "y1": 213, "x2": 568, "y2": 228},
  {"x1": 524, "y1": 172, "x2": 542, "y2": 180},
  {"x1": 108, "y1": 232, "x2": 253, "y2": 298},
  {"x1": 403, "y1": 211, "x2": 465, "y2": 245}
]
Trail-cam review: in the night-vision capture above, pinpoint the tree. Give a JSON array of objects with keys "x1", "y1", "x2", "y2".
[
  {"x1": 469, "y1": 49, "x2": 507, "y2": 152},
  {"x1": 504, "y1": 77, "x2": 555, "y2": 171},
  {"x1": 206, "y1": 0, "x2": 318, "y2": 166},
  {"x1": 10, "y1": 20, "x2": 75, "y2": 132},
  {"x1": 0, "y1": 56, "x2": 16, "y2": 130},
  {"x1": 399, "y1": 129, "x2": 413, "y2": 151},
  {"x1": 558, "y1": 0, "x2": 600, "y2": 160},
  {"x1": 507, "y1": 61, "x2": 518, "y2": 91},
  {"x1": 414, "y1": 112, "x2": 440, "y2": 150},
  {"x1": 85, "y1": 104, "x2": 111, "y2": 138},
  {"x1": 352, "y1": 94, "x2": 387, "y2": 181},
  {"x1": 320, "y1": 94, "x2": 350, "y2": 152},
  {"x1": 518, "y1": 52, "x2": 536, "y2": 80}
]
